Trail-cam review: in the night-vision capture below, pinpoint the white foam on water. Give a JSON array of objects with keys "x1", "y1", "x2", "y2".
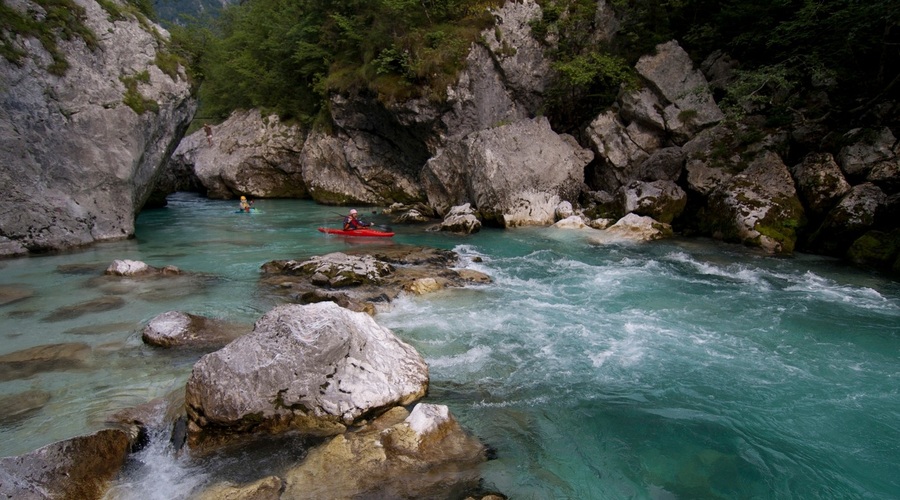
[
  {"x1": 786, "y1": 271, "x2": 899, "y2": 311},
  {"x1": 428, "y1": 345, "x2": 494, "y2": 369}
]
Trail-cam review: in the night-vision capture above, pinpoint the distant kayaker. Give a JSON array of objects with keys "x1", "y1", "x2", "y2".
[
  {"x1": 239, "y1": 196, "x2": 253, "y2": 212},
  {"x1": 343, "y1": 209, "x2": 371, "y2": 230}
]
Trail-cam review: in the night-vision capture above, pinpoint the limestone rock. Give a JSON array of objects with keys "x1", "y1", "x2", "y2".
[
  {"x1": 810, "y1": 183, "x2": 886, "y2": 256},
  {"x1": 616, "y1": 180, "x2": 687, "y2": 223},
  {"x1": 440, "y1": 203, "x2": 482, "y2": 234},
  {"x1": 281, "y1": 404, "x2": 486, "y2": 499},
  {"x1": 553, "y1": 215, "x2": 588, "y2": 229},
  {"x1": 300, "y1": 94, "x2": 429, "y2": 205},
  {"x1": 481, "y1": 0, "x2": 550, "y2": 112},
  {"x1": 184, "y1": 302, "x2": 429, "y2": 448},
  {"x1": 104, "y1": 259, "x2": 181, "y2": 277},
  {"x1": 167, "y1": 109, "x2": 308, "y2": 200},
  {"x1": 635, "y1": 40, "x2": 724, "y2": 142},
  {"x1": 836, "y1": 127, "x2": 897, "y2": 180},
  {"x1": 790, "y1": 152, "x2": 852, "y2": 217},
  {"x1": 604, "y1": 213, "x2": 673, "y2": 242},
  {"x1": 423, "y1": 117, "x2": 591, "y2": 226},
  {"x1": 194, "y1": 476, "x2": 284, "y2": 500},
  {"x1": 278, "y1": 252, "x2": 394, "y2": 288},
  {"x1": 0, "y1": 429, "x2": 130, "y2": 499},
  {"x1": 405, "y1": 277, "x2": 445, "y2": 295},
  {"x1": 141, "y1": 311, "x2": 248, "y2": 349},
  {"x1": 0, "y1": 0, "x2": 195, "y2": 256},
  {"x1": 702, "y1": 151, "x2": 806, "y2": 254}
]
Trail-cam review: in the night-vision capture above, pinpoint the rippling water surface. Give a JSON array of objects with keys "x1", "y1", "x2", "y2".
[{"x1": 1, "y1": 193, "x2": 898, "y2": 499}]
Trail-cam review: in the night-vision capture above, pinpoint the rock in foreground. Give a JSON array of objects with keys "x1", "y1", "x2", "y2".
[{"x1": 184, "y1": 302, "x2": 428, "y2": 449}]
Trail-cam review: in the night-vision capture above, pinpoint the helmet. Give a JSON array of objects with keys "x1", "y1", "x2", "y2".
[
  {"x1": 240, "y1": 196, "x2": 246, "y2": 200},
  {"x1": 350, "y1": 209, "x2": 358, "y2": 215}
]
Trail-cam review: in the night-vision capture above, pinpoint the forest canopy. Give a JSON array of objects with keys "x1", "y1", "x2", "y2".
[{"x1": 169, "y1": 0, "x2": 899, "y2": 130}]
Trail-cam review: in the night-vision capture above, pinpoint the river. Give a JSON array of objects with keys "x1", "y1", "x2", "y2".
[{"x1": 1, "y1": 193, "x2": 898, "y2": 499}]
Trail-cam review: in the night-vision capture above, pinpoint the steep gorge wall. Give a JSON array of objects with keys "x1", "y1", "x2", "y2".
[{"x1": 0, "y1": 0, "x2": 195, "y2": 256}]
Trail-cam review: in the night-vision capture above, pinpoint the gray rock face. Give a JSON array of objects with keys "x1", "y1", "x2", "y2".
[
  {"x1": 702, "y1": 151, "x2": 806, "y2": 254},
  {"x1": 142, "y1": 310, "x2": 248, "y2": 349},
  {"x1": 185, "y1": 302, "x2": 429, "y2": 447},
  {"x1": 0, "y1": 0, "x2": 195, "y2": 256},
  {"x1": 0, "y1": 429, "x2": 131, "y2": 499},
  {"x1": 440, "y1": 203, "x2": 482, "y2": 234},
  {"x1": 300, "y1": 94, "x2": 430, "y2": 205},
  {"x1": 168, "y1": 109, "x2": 307, "y2": 199},
  {"x1": 480, "y1": 0, "x2": 550, "y2": 113},
  {"x1": 635, "y1": 40, "x2": 724, "y2": 143},
  {"x1": 790, "y1": 152, "x2": 852, "y2": 217},
  {"x1": 837, "y1": 127, "x2": 897, "y2": 180},
  {"x1": 810, "y1": 183, "x2": 886, "y2": 255},
  {"x1": 423, "y1": 117, "x2": 591, "y2": 226},
  {"x1": 616, "y1": 180, "x2": 687, "y2": 223}
]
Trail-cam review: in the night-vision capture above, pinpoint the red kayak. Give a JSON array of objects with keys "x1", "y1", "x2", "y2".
[{"x1": 318, "y1": 227, "x2": 395, "y2": 237}]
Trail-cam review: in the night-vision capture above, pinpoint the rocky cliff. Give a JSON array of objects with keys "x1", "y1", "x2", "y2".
[{"x1": 0, "y1": 0, "x2": 195, "y2": 256}]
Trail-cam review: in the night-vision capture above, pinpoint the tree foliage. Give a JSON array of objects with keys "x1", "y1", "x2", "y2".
[
  {"x1": 177, "y1": 0, "x2": 899, "y2": 129},
  {"x1": 177, "y1": 0, "x2": 500, "y2": 124}
]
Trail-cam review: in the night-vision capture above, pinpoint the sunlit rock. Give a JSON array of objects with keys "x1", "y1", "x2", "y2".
[
  {"x1": 404, "y1": 277, "x2": 444, "y2": 295},
  {"x1": 184, "y1": 302, "x2": 429, "y2": 448},
  {"x1": 553, "y1": 215, "x2": 588, "y2": 229},
  {"x1": 194, "y1": 476, "x2": 284, "y2": 500},
  {"x1": 604, "y1": 213, "x2": 673, "y2": 242},
  {"x1": 281, "y1": 404, "x2": 486, "y2": 499}
]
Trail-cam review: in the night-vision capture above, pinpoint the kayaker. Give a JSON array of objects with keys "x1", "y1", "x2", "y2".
[
  {"x1": 239, "y1": 196, "x2": 253, "y2": 212},
  {"x1": 343, "y1": 209, "x2": 371, "y2": 230}
]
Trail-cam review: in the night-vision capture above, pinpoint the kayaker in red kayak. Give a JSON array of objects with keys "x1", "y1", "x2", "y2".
[{"x1": 343, "y1": 209, "x2": 371, "y2": 230}]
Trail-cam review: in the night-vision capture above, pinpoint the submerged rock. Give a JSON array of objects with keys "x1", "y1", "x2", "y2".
[
  {"x1": 184, "y1": 302, "x2": 429, "y2": 449},
  {"x1": 42, "y1": 296, "x2": 126, "y2": 322},
  {"x1": 0, "y1": 285, "x2": 33, "y2": 307},
  {"x1": 0, "y1": 343, "x2": 91, "y2": 382},
  {"x1": 0, "y1": 389, "x2": 51, "y2": 426}
]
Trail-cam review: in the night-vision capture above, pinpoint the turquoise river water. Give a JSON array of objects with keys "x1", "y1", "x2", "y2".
[{"x1": 1, "y1": 193, "x2": 898, "y2": 499}]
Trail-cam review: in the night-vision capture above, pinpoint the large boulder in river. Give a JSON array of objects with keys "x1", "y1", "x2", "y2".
[
  {"x1": 699, "y1": 151, "x2": 806, "y2": 254},
  {"x1": 166, "y1": 109, "x2": 308, "y2": 200},
  {"x1": 422, "y1": 117, "x2": 592, "y2": 226},
  {"x1": 808, "y1": 183, "x2": 886, "y2": 256},
  {"x1": 184, "y1": 302, "x2": 429, "y2": 449},
  {"x1": 0, "y1": 0, "x2": 195, "y2": 256}
]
